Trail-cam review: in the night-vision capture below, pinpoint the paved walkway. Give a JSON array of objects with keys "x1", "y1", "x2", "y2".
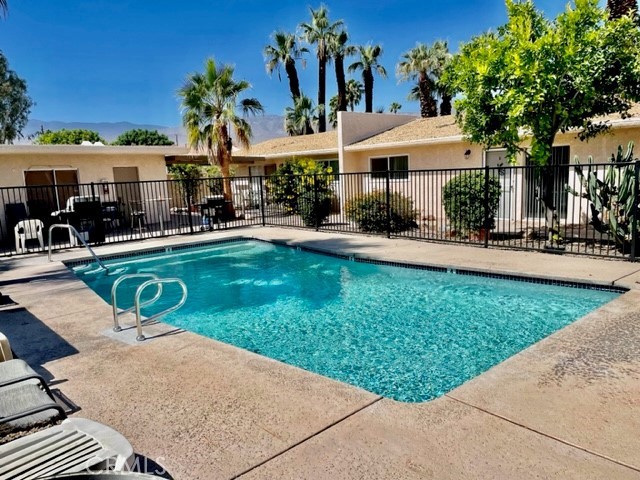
[{"x1": 1, "y1": 227, "x2": 639, "y2": 479}]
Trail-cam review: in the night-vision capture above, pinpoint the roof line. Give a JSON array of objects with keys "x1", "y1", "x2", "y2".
[
  {"x1": 248, "y1": 148, "x2": 339, "y2": 159},
  {"x1": 345, "y1": 135, "x2": 465, "y2": 151}
]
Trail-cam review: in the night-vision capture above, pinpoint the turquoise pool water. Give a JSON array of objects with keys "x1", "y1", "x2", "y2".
[{"x1": 74, "y1": 240, "x2": 620, "y2": 402}]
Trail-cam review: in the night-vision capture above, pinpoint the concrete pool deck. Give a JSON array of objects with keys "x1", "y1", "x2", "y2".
[{"x1": 0, "y1": 226, "x2": 639, "y2": 479}]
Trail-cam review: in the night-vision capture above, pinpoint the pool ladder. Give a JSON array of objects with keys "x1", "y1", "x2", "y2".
[
  {"x1": 111, "y1": 273, "x2": 188, "y2": 341},
  {"x1": 48, "y1": 224, "x2": 108, "y2": 271}
]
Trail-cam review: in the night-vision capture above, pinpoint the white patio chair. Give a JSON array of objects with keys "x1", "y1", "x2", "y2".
[
  {"x1": 14, "y1": 219, "x2": 44, "y2": 254},
  {"x1": 0, "y1": 418, "x2": 135, "y2": 478}
]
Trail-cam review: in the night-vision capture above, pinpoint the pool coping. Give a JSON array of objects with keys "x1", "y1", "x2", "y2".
[{"x1": 64, "y1": 235, "x2": 628, "y2": 294}]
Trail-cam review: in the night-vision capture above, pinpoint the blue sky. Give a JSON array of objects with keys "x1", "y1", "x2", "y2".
[{"x1": 1, "y1": 0, "x2": 570, "y2": 126}]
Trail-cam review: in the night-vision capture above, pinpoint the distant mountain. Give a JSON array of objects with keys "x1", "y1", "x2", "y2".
[{"x1": 22, "y1": 115, "x2": 287, "y2": 146}]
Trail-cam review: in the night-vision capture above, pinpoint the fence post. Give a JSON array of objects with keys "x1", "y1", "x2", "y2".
[
  {"x1": 313, "y1": 173, "x2": 319, "y2": 231},
  {"x1": 631, "y1": 161, "x2": 639, "y2": 262},
  {"x1": 259, "y1": 175, "x2": 266, "y2": 226},
  {"x1": 187, "y1": 180, "x2": 194, "y2": 234},
  {"x1": 483, "y1": 163, "x2": 490, "y2": 248},
  {"x1": 385, "y1": 169, "x2": 392, "y2": 239}
]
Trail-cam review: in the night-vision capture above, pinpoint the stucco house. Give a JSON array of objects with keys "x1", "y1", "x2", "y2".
[
  {"x1": 0, "y1": 144, "x2": 188, "y2": 245},
  {"x1": 236, "y1": 107, "x2": 640, "y2": 227}
]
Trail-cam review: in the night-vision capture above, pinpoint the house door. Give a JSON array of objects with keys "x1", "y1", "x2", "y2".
[
  {"x1": 113, "y1": 167, "x2": 141, "y2": 219},
  {"x1": 485, "y1": 150, "x2": 515, "y2": 220}
]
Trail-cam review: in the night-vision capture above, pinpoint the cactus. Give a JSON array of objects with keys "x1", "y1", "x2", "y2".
[{"x1": 567, "y1": 142, "x2": 639, "y2": 252}]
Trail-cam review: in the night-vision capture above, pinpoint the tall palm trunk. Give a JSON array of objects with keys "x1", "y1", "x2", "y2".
[
  {"x1": 335, "y1": 55, "x2": 347, "y2": 112},
  {"x1": 418, "y1": 73, "x2": 437, "y2": 118},
  {"x1": 363, "y1": 69, "x2": 373, "y2": 113},
  {"x1": 287, "y1": 59, "x2": 313, "y2": 134},
  {"x1": 217, "y1": 125, "x2": 236, "y2": 218},
  {"x1": 285, "y1": 59, "x2": 302, "y2": 100},
  {"x1": 440, "y1": 92, "x2": 452, "y2": 116},
  {"x1": 318, "y1": 57, "x2": 327, "y2": 132}
]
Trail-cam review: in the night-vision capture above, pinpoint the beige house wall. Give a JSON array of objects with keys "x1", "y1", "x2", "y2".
[
  {"x1": 1, "y1": 151, "x2": 170, "y2": 187},
  {"x1": 0, "y1": 146, "x2": 186, "y2": 244}
]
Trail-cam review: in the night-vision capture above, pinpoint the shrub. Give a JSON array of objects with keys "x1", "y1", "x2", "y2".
[
  {"x1": 442, "y1": 172, "x2": 501, "y2": 236},
  {"x1": 298, "y1": 191, "x2": 333, "y2": 228},
  {"x1": 267, "y1": 159, "x2": 334, "y2": 226},
  {"x1": 345, "y1": 191, "x2": 418, "y2": 233}
]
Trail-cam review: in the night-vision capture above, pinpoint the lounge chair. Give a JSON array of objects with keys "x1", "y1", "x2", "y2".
[
  {"x1": 0, "y1": 382, "x2": 66, "y2": 431},
  {"x1": 0, "y1": 358, "x2": 54, "y2": 395},
  {"x1": 0, "y1": 417, "x2": 135, "y2": 478}
]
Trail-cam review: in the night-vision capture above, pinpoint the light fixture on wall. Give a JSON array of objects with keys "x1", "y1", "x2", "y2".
[{"x1": 464, "y1": 149, "x2": 471, "y2": 159}]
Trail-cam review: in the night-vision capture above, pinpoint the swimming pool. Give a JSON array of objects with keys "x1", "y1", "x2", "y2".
[{"x1": 73, "y1": 240, "x2": 621, "y2": 402}]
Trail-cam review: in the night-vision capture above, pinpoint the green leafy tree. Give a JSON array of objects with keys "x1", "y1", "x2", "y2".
[
  {"x1": 445, "y1": 0, "x2": 640, "y2": 246},
  {"x1": 34, "y1": 128, "x2": 105, "y2": 145},
  {"x1": 112, "y1": 129, "x2": 174, "y2": 145},
  {"x1": 168, "y1": 164, "x2": 203, "y2": 209},
  {"x1": 285, "y1": 94, "x2": 318, "y2": 135},
  {"x1": 300, "y1": 4, "x2": 343, "y2": 133},
  {"x1": 178, "y1": 57, "x2": 263, "y2": 217},
  {"x1": 0, "y1": 52, "x2": 33, "y2": 144},
  {"x1": 397, "y1": 42, "x2": 440, "y2": 118},
  {"x1": 345, "y1": 78, "x2": 364, "y2": 111},
  {"x1": 348, "y1": 45, "x2": 387, "y2": 113},
  {"x1": 267, "y1": 158, "x2": 334, "y2": 226}
]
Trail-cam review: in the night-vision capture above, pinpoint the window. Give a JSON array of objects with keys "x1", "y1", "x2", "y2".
[
  {"x1": 24, "y1": 169, "x2": 79, "y2": 216},
  {"x1": 316, "y1": 159, "x2": 339, "y2": 174},
  {"x1": 370, "y1": 155, "x2": 409, "y2": 180}
]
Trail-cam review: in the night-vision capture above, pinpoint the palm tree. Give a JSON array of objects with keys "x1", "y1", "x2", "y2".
[
  {"x1": 607, "y1": 0, "x2": 638, "y2": 19},
  {"x1": 264, "y1": 31, "x2": 308, "y2": 101},
  {"x1": 285, "y1": 94, "x2": 318, "y2": 135},
  {"x1": 432, "y1": 40, "x2": 453, "y2": 116},
  {"x1": 328, "y1": 94, "x2": 341, "y2": 128},
  {"x1": 0, "y1": 1, "x2": 7, "y2": 17},
  {"x1": 300, "y1": 4, "x2": 343, "y2": 133},
  {"x1": 178, "y1": 57, "x2": 263, "y2": 216},
  {"x1": 329, "y1": 29, "x2": 355, "y2": 112},
  {"x1": 345, "y1": 79, "x2": 364, "y2": 111},
  {"x1": 348, "y1": 45, "x2": 387, "y2": 113},
  {"x1": 389, "y1": 102, "x2": 402, "y2": 114},
  {"x1": 397, "y1": 42, "x2": 439, "y2": 118}
]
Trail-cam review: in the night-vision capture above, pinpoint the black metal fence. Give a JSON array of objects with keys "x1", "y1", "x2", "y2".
[{"x1": 2, "y1": 161, "x2": 639, "y2": 261}]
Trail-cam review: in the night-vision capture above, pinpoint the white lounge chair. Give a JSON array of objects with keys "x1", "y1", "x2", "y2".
[{"x1": 0, "y1": 417, "x2": 135, "y2": 479}]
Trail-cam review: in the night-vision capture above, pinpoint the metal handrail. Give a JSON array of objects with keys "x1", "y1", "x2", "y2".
[
  {"x1": 111, "y1": 273, "x2": 163, "y2": 332},
  {"x1": 48, "y1": 224, "x2": 108, "y2": 271},
  {"x1": 134, "y1": 278, "x2": 188, "y2": 341}
]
